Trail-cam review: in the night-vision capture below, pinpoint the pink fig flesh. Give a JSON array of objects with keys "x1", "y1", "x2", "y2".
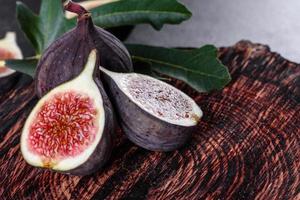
[{"x1": 28, "y1": 91, "x2": 99, "y2": 165}]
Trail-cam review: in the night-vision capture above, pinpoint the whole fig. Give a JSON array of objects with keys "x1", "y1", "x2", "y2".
[{"x1": 35, "y1": 1, "x2": 133, "y2": 97}]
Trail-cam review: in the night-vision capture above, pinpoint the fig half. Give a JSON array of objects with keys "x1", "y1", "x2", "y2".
[
  {"x1": 21, "y1": 50, "x2": 115, "y2": 175},
  {"x1": 0, "y1": 32, "x2": 23, "y2": 94},
  {"x1": 100, "y1": 67, "x2": 203, "y2": 151},
  {"x1": 35, "y1": 1, "x2": 133, "y2": 97}
]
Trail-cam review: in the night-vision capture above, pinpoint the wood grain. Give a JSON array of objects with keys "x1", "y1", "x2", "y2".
[{"x1": 0, "y1": 41, "x2": 299, "y2": 200}]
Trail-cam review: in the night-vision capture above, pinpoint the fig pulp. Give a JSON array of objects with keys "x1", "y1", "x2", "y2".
[
  {"x1": 0, "y1": 32, "x2": 23, "y2": 94},
  {"x1": 35, "y1": 0, "x2": 133, "y2": 97},
  {"x1": 21, "y1": 50, "x2": 115, "y2": 175},
  {"x1": 100, "y1": 67, "x2": 203, "y2": 151}
]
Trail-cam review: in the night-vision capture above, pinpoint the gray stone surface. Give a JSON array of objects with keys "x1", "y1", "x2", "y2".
[{"x1": 127, "y1": 0, "x2": 300, "y2": 63}]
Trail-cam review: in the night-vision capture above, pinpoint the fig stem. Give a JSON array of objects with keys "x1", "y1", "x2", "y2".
[{"x1": 64, "y1": 0, "x2": 89, "y2": 16}]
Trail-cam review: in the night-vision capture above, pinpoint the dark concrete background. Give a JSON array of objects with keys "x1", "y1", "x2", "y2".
[{"x1": 127, "y1": 0, "x2": 300, "y2": 63}]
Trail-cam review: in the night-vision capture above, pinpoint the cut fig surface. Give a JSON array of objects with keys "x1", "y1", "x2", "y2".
[
  {"x1": 0, "y1": 32, "x2": 23, "y2": 93},
  {"x1": 0, "y1": 32, "x2": 22, "y2": 75},
  {"x1": 0, "y1": 65, "x2": 13, "y2": 77},
  {"x1": 28, "y1": 91, "x2": 99, "y2": 165},
  {"x1": 21, "y1": 50, "x2": 115, "y2": 175},
  {"x1": 100, "y1": 67, "x2": 203, "y2": 151}
]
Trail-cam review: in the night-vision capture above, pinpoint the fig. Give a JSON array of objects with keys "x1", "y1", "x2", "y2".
[
  {"x1": 35, "y1": 0, "x2": 133, "y2": 97},
  {"x1": 100, "y1": 67, "x2": 203, "y2": 151},
  {"x1": 65, "y1": 0, "x2": 133, "y2": 41},
  {"x1": 21, "y1": 50, "x2": 115, "y2": 175},
  {"x1": 0, "y1": 32, "x2": 23, "y2": 94}
]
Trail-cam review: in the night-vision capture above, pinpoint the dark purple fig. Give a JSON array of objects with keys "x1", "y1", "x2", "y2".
[
  {"x1": 100, "y1": 67, "x2": 203, "y2": 151},
  {"x1": 64, "y1": 0, "x2": 134, "y2": 41},
  {"x1": 0, "y1": 32, "x2": 22, "y2": 94},
  {"x1": 21, "y1": 50, "x2": 115, "y2": 176},
  {"x1": 35, "y1": 1, "x2": 133, "y2": 98}
]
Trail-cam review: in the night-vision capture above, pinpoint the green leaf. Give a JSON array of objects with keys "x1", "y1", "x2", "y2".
[
  {"x1": 127, "y1": 44, "x2": 231, "y2": 92},
  {"x1": 16, "y1": 0, "x2": 191, "y2": 54},
  {"x1": 5, "y1": 58, "x2": 38, "y2": 77},
  {"x1": 91, "y1": 0, "x2": 191, "y2": 29},
  {"x1": 16, "y1": 2, "x2": 44, "y2": 54},
  {"x1": 16, "y1": 0, "x2": 75, "y2": 54},
  {"x1": 39, "y1": 0, "x2": 75, "y2": 50}
]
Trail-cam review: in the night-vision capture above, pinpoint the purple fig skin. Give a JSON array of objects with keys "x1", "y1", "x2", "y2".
[
  {"x1": 101, "y1": 73, "x2": 197, "y2": 152},
  {"x1": 35, "y1": 13, "x2": 133, "y2": 98},
  {"x1": 63, "y1": 77, "x2": 116, "y2": 176}
]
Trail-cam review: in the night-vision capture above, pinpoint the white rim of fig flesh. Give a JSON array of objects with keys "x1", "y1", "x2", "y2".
[
  {"x1": 21, "y1": 50, "x2": 105, "y2": 171},
  {"x1": 100, "y1": 67, "x2": 203, "y2": 126},
  {"x1": 0, "y1": 32, "x2": 23, "y2": 77}
]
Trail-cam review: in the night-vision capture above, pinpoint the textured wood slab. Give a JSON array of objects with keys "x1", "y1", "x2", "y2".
[{"x1": 0, "y1": 41, "x2": 299, "y2": 200}]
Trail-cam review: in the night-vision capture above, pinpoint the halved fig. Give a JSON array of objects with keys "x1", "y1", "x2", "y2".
[
  {"x1": 21, "y1": 50, "x2": 115, "y2": 175},
  {"x1": 100, "y1": 67, "x2": 203, "y2": 151},
  {"x1": 0, "y1": 32, "x2": 23, "y2": 94}
]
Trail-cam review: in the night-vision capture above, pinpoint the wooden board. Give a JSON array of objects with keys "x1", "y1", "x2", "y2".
[{"x1": 0, "y1": 41, "x2": 299, "y2": 200}]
